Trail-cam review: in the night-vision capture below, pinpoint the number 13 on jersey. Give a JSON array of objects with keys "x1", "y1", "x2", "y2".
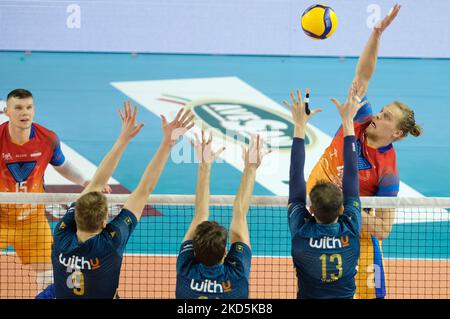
[{"x1": 320, "y1": 254, "x2": 343, "y2": 282}]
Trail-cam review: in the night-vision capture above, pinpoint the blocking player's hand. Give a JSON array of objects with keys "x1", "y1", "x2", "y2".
[
  {"x1": 160, "y1": 108, "x2": 195, "y2": 147},
  {"x1": 83, "y1": 181, "x2": 112, "y2": 193},
  {"x1": 191, "y1": 130, "x2": 225, "y2": 165},
  {"x1": 241, "y1": 134, "x2": 270, "y2": 169},
  {"x1": 374, "y1": 4, "x2": 401, "y2": 34},
  {"x1": 118, "y1": 101, "x2": 144, "y2": 141},
  {"x1": 283, "y1": 88, "x2": 322, "y2": 129},
  {"x1": 102, "y1": 184, "x2": 112, "y2": 194},
  {"x1": 331, "y1": 81, "x2": 368, "y2": 123}
]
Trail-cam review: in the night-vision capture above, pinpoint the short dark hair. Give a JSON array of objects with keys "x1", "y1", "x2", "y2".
[
  {"x1": 7, "y1": 89, "x2": 33, "y2": 101},
  {"x1": 75, "y1": 191, "x2": 108, "y2": 232},
  {"x1": 309, "y1": 181, "x2": 343, "y2": 224},
  {"x1": 192, "y1": 221, "x2": 227, "y2": 266}
]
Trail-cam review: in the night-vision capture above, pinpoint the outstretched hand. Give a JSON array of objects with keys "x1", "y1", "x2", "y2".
[
  {"x1": 83, "y1": 180, "x2": 112, "y2": 194},
  {"x1": 374, "y1": 4, "x2": 401, "y2": 34},
  {"x1": 118, "y1": 101, "x2": 144, "y2": 141},
  {"x1": 191, "y1": 130, "x2": 225, "y2": 165},
  {"x1": 283, "y1": 88, "x2": 322, "y2": 129},
  {"x1": 330, "y1": 81, "x2": 368, "y2": 122},
  {"x1": 241, "y1": 134, "x2": 271, "y2": 169},
  {"x1": 160, "y1": 108, "x2": 195, "y2": 147}
]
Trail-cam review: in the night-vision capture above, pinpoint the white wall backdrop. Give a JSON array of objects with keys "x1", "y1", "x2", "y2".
[{"x1": 0, "y1": 0, "x2": 448, "y2": 58}]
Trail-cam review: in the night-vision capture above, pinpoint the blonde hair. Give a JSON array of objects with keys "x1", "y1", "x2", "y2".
[
  {"x1": 392, "y1": 101, "x2": 422, "y2": 139},
  {"x1": 75, "y1": 191, "x2": 108, "y2": 232}
]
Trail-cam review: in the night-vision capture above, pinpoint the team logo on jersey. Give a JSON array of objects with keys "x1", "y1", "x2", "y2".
[
  {"x1": 190, "y1": 279, "x2": 232, "y2": 294},
  {"x1": 1, "y1": 153, "x2": 13, "y2": 161},
  {"x1": 6, "y1": 161, "x2": 37, "y2": 183},
  {"x1": 59, "y1": 222, "x2": 67, "y2": 230},
  {"x1": 236, "y1": 244, "x2": 244, "y2": 253},
  {"x1": 184, "y1": 99, "x2": 316, "y2": 151},
  {"x1": 124, "y1": 216, "x2": 132, "y2": 225},
  {"x1": 309, "y1": 236, "x2": 350, "y2": 249},
  {"x1": 59, "y1": 254, "x2": 101, "y2": 270}
]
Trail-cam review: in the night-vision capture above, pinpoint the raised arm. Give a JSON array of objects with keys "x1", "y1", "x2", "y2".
[
  {"x1": 183, "y1": 131, "x2": 225, "y2": 242},
  {"x1": 229, "y1": 135, "x2": 269, "y2": 247},
  {"x1": 283, "y1": 88, "x2": 322, "y2": 205},
  {"x1": 123, "y1": 108, "x2": 195, "y2": 220},
  {"x1": 81, "y1": 101, "x2": 143, "y2": 196},
  {"x1": 354, "y1": 4, "x2": 401, "y2": 97},
  {"x1": 331, "y1": 82, "x2": 368, "y2": 198}
]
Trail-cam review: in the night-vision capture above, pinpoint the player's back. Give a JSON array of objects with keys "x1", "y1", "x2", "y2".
[
  {"x1": 290, "y1": 200, "x2": 361, "y2": 299},
  {"x1": 52, "y1": 204, "x2": 138, "y2": 299},
  {"x1": 52, "y1": 231, "x2": 123, "y2": 298},
  {"x1": 176, "y1": 241, "x2": 251, "y2": 299}
]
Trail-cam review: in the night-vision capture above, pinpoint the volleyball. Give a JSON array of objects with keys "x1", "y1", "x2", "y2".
[{"x1": 301, "y1": 4, "x2": 338, "y2": 40}]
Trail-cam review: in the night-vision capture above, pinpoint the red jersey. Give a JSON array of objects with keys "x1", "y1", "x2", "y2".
[{"x1": 0, "y1": 122, "x2": 65, "y2": 221}]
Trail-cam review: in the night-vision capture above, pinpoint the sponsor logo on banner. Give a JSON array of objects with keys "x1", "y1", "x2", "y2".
[{"x1": 184, "y1": 98, "x2": 316, "y2": 151}]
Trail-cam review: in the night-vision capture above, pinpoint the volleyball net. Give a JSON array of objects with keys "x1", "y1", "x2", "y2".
[{"x1": 1, "y1": 193, "x2": 450, "y2": 299}]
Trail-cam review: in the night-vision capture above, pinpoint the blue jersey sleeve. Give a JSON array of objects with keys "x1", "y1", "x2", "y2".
[
  {"x1": 288, "y1": 201, "x2": 310, "y2": 237},
  {"x1": 50, "y1": 136, "x2": 66, "y2": 166},
  {"x1": 224, "y1": 242, "x2": 252, "y2": 279},
  {"x1": 342, "y1": 136, "x2": 359, "y2": 199},
  {"x1": 343, "y1": 196, "x2": 362, "y2": 235},
  {"x1": 106, "y1": 209, "x2": 138, "y2": 257},
  {"x1": 176, "y1": 241, "x2": 195, "y2": 275},
  {"x1": 376, "y1": 173, "x2": 400, "y2": 197},
  {"x1": 354, "y1": 96, "x2": 372, "y2": 123},
  {"x1": 53, "y1": 202, "x2": 77, "y2": 239},
  {"x1": 289, "y1": 138, "x2": 307, "y2": 205}
]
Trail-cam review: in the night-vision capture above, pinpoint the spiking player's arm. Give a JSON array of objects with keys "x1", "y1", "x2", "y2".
[
  {"x1": 352, "y1": 4, "x2": 401, "y2": 239},
  {"x1": 331, "y1": 82, "x2": 367, "y2": 198},
  {"x1": 81, "y1": 101, "x2": 144, "y2": 196},
  {"x1": 354, "y1": 4, "x2": 401, "y2": 97},
  {"x1": 183, "y1": 131, "x2": 225, "y2": 242},
  {"x1": 355, "y1": 2, "x2": 401, "y2": 237},
  {"x1": 123, "y1": 109, "x2": 195, "y2": 220},
  {"x1": 230, "y1": 135, "x2": 268, "y2": 247}
]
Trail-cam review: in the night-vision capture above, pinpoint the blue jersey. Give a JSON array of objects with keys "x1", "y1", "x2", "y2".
[
  {"x1": 52, "y1": 203, "x2": 137, "y2": 299},
  {"x1": 176, "y1": 240, "x2": 251, "y2": 299},
  {"x1": 289, "y1": 197, "x2": 362, "y2": 299}
]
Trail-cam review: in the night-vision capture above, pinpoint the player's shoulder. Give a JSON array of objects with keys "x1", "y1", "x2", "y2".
[
  {"x1": 377, "y1": 143, "x2": 398, "y2": 169},
  {"x1": 32, "y1": 122, "x2": 59, "y2": 141},
  {"x1": 288, "y1": 200, "x2": 307, "y2": 213},
  {"x1": 108, "y1": 208, "x2": 138, "y2": 229},
  {"x1": 0, "y1": 122, "x2": 8, "y2": 136},
  {"x1": 229, "y1": 242, "x2": 251, "y2": 254},
  {"x1": 91, "y1": 230, "x2": 119, "y2": 253}
]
